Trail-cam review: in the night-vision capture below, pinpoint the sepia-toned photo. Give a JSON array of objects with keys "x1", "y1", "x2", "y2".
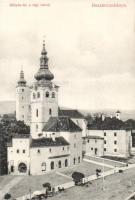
[{"x1": 0, "y1": 0, "x2": 135, "y2": 199}]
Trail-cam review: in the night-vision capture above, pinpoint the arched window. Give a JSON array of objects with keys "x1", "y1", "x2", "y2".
[
  {"x1": 36, "y1": 109, "x2": 38, "y2": 117},
  {"x1": 33, "y1": 93, "x2": 36, "y2": 99},
  {"x1": 65, "y1": 159, "x2": 68, "y2": 167},
  {"x1": 46, "y1": 91, "x2": 49, "y2": 98},
  {"x1": 37, "y1": 92, "x2": 40, "y2": 98},
  {"x1": 41, "y1": 162, "x2": 46, "y2": 171},
  {"x1": 73, "y1": 158, "x2": 76, "y2": 165},
  {"x1": 58, "y1": 160, "x2": 61, "y2": 168},
  {"x1": 36, "y1": 124, "x2": 38, "y2": 132},
  {"x1": 51, "y1": 161, "x2": 54, "y2": 170},
  {"x1": 52, "y1": 92, "x2": 55, "y2": 98},
  {"x1": 78, "y1": 156, "x2": 80, "y2": 163}
]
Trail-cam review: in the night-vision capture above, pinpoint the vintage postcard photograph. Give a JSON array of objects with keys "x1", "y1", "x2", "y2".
[{"x1": 0, "y1": 0, "x2": 135, "y2": 199}]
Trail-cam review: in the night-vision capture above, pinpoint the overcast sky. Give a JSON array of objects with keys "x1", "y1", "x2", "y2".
[{"x1": 0, "y1": 0, "x2": 135, "y2": 110}]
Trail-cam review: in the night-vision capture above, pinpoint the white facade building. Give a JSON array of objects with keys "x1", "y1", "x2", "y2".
[
  {"x1": 8, "y1": 41, "x2": 83, "y2": 175},
  {"x1": 87, "y1": 129, "x2": 131, "y2": 158}
]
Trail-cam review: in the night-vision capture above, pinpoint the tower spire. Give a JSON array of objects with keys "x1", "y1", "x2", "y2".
[
  {"x1": 34, "y1": 39, "x2": 54, "y2": 82},
  {"x1": 18, "y1": 69, "x2": 26, "y2": 86},
  {"x1": 40, "y1": 39, "x2": 48, "y2": 69}
]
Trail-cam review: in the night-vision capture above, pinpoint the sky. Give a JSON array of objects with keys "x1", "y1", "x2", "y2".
[{"x1": 0, "y1": 0, "x2": 135, "y2": 110}]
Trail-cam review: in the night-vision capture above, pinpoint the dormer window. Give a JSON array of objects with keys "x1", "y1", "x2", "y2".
[
  {"x1": 46, "y1": 91, "x2": 49, "y2": 98},
  {"x1": 52, "y1": 92, "x2": 55, "y2": 98}
]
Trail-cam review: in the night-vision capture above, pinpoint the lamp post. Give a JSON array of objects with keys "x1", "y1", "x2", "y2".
[
  {"x1": 102, "y1": 157, "x2": 105, "y2": 191},
  {"x1": 29, "y1": 188, "x2": 31, "y2": 200}
]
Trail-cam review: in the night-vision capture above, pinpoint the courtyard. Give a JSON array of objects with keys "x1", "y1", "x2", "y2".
[
  {"x1": 50, "y1": 167, "x2": 135, "y2": 200},
  {"x1": 0, "y1": 158, "x2": 134, "y2": 200},
  {"x1": 0, "y1": 160, "x2": 112, "y2": 198}
]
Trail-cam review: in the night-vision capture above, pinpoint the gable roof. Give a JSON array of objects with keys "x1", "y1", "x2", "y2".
[
  {"x1": 43, "y1": 116, "x2": 82, "y2": 132},
  {"x1": 30, "y1": 136, "x2": 69, "y2": 148},
  {"x1": 59, "y1": 109, "x2": 84, "y2": 119}
]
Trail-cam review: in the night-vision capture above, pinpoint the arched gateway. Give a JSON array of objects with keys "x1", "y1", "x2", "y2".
[{"x1": 18, "y1": 163, "x2": 27, "y2": 173}]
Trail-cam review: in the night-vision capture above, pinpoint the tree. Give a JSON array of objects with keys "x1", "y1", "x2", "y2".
[
  {"x1": 43, "y1": 182, "x2": 51, "y2": 194},
  {"x1": 72, "y1": 172, "x2": 85, "y2": 184},
  {"x1": 4, "y1": 193, "x2": 11, "y2": 199}
]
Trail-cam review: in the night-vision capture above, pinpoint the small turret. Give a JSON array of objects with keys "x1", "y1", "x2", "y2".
[{"x1": 115, "y1": 110, "x2": 121, "y2": 120}]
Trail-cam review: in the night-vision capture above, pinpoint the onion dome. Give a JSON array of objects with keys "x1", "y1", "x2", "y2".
[
  {"x1": 17, "y1": 70, "x2": 26, "y2": 86},
  {"x1": 35, "y1": 40, "x2": 54, "y2": 81}
]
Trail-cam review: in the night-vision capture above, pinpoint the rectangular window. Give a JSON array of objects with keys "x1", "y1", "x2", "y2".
[
  {"x1": 23, "y1": 150, "x2": 25, "y2": 153},
  {"x1": 49, "y1": 108, "x2": 52, "y2": 115},
  {"x1": 104, "y1": 148, "x2": 106, "y2": 151},
  {"x1": 91, "y1": 148, "x2": 93, "y2": 150},
  {"x1": 114, "y1": 140, "x2": 117, "y2": 145},
  {"x1": 114, "y1": 149, "x2": 117, "y2": 152},
  {"x1": 114, "y1": 132, "x2": 117, "y2": 136},
  {"x1": 49, "y1": 148, "x2": 51, "y2": 153},
  {"x1": 104, "y1": 132, "x2": 106, "y2": 136},
  {"x1": 17, "y1": 149, "x2": 19, "y2": 153},
  {"x1": 36, "y1": 109, "x2": 38, "y2": 117},
  {"x1": 104, "y1": 140, "x2": 106, "y2": 144}
]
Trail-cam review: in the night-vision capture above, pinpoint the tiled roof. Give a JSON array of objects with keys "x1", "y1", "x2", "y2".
[
  {"x1": 59, "y1": 108, "x2": 84, "y2": 119},
  {"x1": 87, "y1": 117, "x2": 125, "y2": 130},
  {"x1": 43, "y1": 116, "x2": 82, "y2": 132},
  {"x1": 30, "y1": 136, "x2": 69, "y2": 147}
]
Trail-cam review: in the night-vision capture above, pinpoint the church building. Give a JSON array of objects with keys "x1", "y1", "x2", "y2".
[{"x1": 7, "y1": 41, "x2": 83, "y2": 175}]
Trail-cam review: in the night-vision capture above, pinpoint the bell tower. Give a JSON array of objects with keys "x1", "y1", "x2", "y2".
[
  {"x1": 16, "y1": 70, "x2": 31, "y2": 125},
  {"x1": 30, "y1": 41, "x2": 59, "y2": 138}
]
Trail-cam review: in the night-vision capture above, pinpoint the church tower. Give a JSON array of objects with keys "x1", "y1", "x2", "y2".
[
  {"x1": 16, "y1": 70, "x2": 31, "y2": 125},
  {"x1": 30, "y1": 41, "x2": 59, "y2": 138}
]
